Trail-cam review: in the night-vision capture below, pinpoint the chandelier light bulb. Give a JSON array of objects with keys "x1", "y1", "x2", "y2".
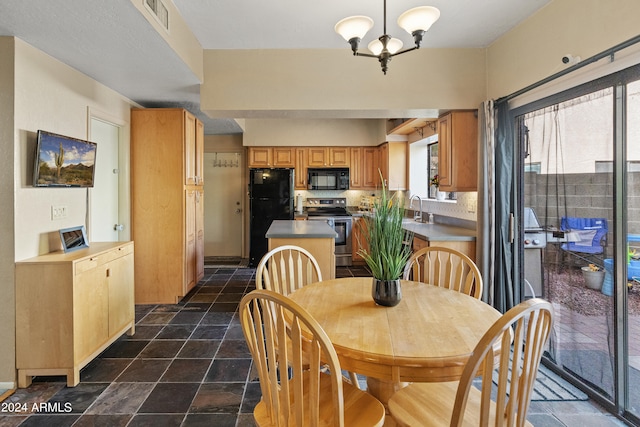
[
  {"x1": 334, "y1": 16, "x2": 374, "y2": 42},
  {"x1": 368, "y1": 38, "x2": 403, "y2": 56},
  {"x1": 397, "y1": 6, "x2": 440, "y2": 35}
]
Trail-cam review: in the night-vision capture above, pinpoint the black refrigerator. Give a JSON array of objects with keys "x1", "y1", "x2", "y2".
[{"x1": 249, "y1": 168, "x2": 294, "y2": 267}]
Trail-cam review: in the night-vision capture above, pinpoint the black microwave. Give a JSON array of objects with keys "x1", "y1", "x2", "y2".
[{"x1": 307, "y1": 168, "x2": 350, "y2": 190}]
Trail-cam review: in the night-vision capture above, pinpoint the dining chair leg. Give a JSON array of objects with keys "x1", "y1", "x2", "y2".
[{"x1": 348, "y1": 371, "x2": 361, "y2": 389}]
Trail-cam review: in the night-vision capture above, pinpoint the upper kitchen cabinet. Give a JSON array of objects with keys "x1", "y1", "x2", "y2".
[
  {"x1": 437, "y1": 111, "x2": 478, "y2": 192},
  {"x1": 294, "y1": 148, "x2": 308, "y2": 190},
  {"x1": 247, "y1": 147, "x2": 295, "y2": 168},
  {"x1": 247, "y1": 147, "x2": 272, "y2": 167},
  {"x1": 131, "y1": 108, "x2": 204, "y2": 304},
  {"x1": 350, "y1": 147, "x2": 380, "y2": 190},
  {"x1": 362, "y1": 147, "x2": 380, "y2": 189},
  {"x1": 307, "y1": 147, "x2": 350, "y2": 167},
  {"x1": 350, "y1": 147, "x2": 363, "y2": 189},
  {"x1": 378, "y1": 142, "x2": 407, "y2": 190}
]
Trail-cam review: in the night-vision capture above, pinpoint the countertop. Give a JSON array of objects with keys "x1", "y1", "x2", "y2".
[
  {"x1": 401, "y1": 219, "x2": 476, "y2": 242},
  {"x1": 265, "y1": 220, "x2": 338, "y2": 239},
  {"x1": 350, "y1": 208, "x2": 476, "y2": 242}
]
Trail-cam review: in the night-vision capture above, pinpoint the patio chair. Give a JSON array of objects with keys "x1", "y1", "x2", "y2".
[
  {"x1": 240, "y1": 289, "x2": 385, "y2": 427},
  {"x1": 560, "y1": 217, "x2": 608, "y2": 268}
]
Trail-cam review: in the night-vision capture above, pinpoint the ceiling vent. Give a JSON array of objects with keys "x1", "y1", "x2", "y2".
[{"x1": 144, "y1": 0, "x2": 169, "y2": 32}]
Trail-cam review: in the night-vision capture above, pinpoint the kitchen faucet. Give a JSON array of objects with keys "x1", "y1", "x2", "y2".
[{"x1": 409, "y1": 195, "x2": 423, "y2": 222}]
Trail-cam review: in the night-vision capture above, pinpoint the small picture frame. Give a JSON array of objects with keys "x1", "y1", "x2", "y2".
[{"x1": 59, "y1": 225, "x2": 89, "y2": 253}]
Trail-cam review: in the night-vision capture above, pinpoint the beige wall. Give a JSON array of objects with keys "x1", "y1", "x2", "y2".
[
  {"x1": 0, "y1": 38, "x2": 136, "y2": 386},
  {"x1": 200, "y1": 48, "x2": 487, "y2": 118},
  {"x1": 204, "y1": 134, "x2": 243, "y2": 152},
  {"x1": 243, "y1": 118, "x2": 385, "y2": 147},
  {"x1": 14, "y1": 39, "x2": 133, "y2": 261},
  {"x1": 487, "y1": 0, "x2": 640, "y2": 99},
  {"x1": 0, "y1": 37, "x2": 16, "y2": 388},
  {"x1": 130, "y1": 0, "x2": 203, "y2": 82}
]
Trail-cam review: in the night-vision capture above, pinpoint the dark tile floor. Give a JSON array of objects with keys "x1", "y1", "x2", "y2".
[{"x1": 0, "y1": 264, "x2": 630, "y2": 426}]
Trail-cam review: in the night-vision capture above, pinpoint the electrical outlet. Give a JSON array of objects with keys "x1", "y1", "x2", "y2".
[{"x1": 51, "y1": 205, "x2": 68, "y2": 220}]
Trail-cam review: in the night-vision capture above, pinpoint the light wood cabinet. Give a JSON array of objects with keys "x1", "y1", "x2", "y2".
[
  {"x1": 329, "y1": 147, "x2": 350, "y2": 167},
  {"x1": 247, "y1": 147, "x2": 295, "y2": 167},
  {"x1": 16, "y1": 242, "x2": 135, "y2": 387},
  {"x1": 295, "y1": 148, "x2": 308, "y2": 189},
  {"x1": 196, "y1": 188, "x2": 205, "y2": 281},
  {"x1": 363, "y1": 147, "x2": 380, "y2": 189},
  {"x1": 195, "y1": 119, "x2": 204, "y2": 184},
  {"x1": 351, "y1": 216, "x2": 368, "y2": 264},
  {"x1": 412, "y1": 236, "x2": 476, "y2": 262},
  {"x1": 350, "y1": 147, "x2": 363, "y2": 189},
  {"x1": 378, "y1": 142, "x2": 407, "y2": 190},
  {"x1": 184, "y1": 113, "x2": 205, "y2": 185},
  {"x1": 307, "y1": 147, "x2": 350, "y2": 167},
  {"x1": 131, "y1": 108, "x2": 205, "y2": 304},
  {"x1": 185, "y1": 187, "x2": 205, "y2": 289},
  {"x1": 307, "y1": 147, "x2": 328, "y2": 167},
  {"x1": 247, "y1": 147, "x2": 272, "y2": 167},
  {"x1": 247, "y1": 145, "x2": 381, "y2": 189},
  {"x1": 273, "y1": 147, "x2": 295, "y2": 167},
  {"x1": 437, "y1": 111, "x2": 478, "y2": 192},
  {"x1": 349, "y1": 147, "x2": 380, "y2": 190},
  {"x1": 268, "y1": 237, "x2": 336, "y2": 280}
]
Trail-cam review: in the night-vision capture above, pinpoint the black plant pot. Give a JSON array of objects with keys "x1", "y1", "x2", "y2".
[{"x1": 372, "y1": 278, "x2": 402, "y2": 307}]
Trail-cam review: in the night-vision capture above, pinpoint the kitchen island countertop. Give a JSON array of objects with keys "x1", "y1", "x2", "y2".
[{"x1": 266, "y1": 220, "x2": 338, "y2": 239}]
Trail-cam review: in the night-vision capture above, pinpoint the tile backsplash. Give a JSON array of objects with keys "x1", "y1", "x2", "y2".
[{"x1": 295, "y1": 189, "x2": 478, "y2": 226}]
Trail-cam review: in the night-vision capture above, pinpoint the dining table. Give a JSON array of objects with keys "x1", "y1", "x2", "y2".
[{"x1": 288, "y1": 276, "x2": 503, "y2": 407}]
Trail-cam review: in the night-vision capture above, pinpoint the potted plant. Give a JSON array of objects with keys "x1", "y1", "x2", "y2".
[
  {"x1": 431, "y1": 174, "x2": 445, "y2": 200},
  {"x1": 581, "y1": 263, "x2": 605, "y2": 290},
  {"x1": 357, "y1": 173, "x2": 413, "y2": 306}
]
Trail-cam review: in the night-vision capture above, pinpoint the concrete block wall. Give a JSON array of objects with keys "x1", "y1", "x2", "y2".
[{"x1": 525, "y1": 171, "x2": 640, "y2": 260}]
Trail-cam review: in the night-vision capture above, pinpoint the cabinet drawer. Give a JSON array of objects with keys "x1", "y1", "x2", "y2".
[{"x1": 74, "y1": 244, "x2": 133, "y2": 275}]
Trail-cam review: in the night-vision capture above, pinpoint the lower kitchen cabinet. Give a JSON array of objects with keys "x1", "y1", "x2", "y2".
[
  {"x1": 412, "y1": 236, "x2": 476, "y2": 262},
  {"x1": 15, "y1": 241, "x2": 135, "y2": 388},
  {"x1": 351, "y1": 216, "x2": 368, "y2": 264}
]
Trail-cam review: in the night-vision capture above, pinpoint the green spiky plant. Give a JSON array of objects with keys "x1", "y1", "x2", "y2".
[{"x1": 357, "y1": 172, "x2": 414, "y2": 280}]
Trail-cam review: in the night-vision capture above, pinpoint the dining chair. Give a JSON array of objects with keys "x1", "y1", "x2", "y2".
[
  {"x1": 403, "y1": 246, "x2": 483, "y2": 299},
  {"x1": 256, "y1": 245, "x2": 361, "y2": 388},
  {"x1": 240, "y1": 289, "x2": 385, "y2": 427},
  {"x1": 388, "y1": 298, "x2": 554, "y2": 427},
  {"x1": 256, "y1": 245, "x2": 323, "y2": 296}
]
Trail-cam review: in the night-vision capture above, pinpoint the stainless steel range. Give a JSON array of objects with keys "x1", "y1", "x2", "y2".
[
  {"x1": 523, "y1": 207, "x2": 547, "y2": 298},
  {"x1": 305, "y1": 197, "x2": 352, "y2": 267}
]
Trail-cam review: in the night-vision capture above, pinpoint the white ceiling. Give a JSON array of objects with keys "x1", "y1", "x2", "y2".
[{"x1": 0, "y1": 0, "x2": 550, "y2": 134}]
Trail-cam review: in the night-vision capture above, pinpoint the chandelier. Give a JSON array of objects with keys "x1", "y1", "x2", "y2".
[{"x1": 334, "y1": 1, "x2": 440, "y2": 74}]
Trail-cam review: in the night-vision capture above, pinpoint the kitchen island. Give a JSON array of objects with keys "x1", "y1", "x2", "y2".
[{"x1": 266, "y1": 220, "x2": 338, "y2": 280}]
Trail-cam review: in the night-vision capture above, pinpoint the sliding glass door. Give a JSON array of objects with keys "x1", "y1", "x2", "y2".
[
  {"x1": 513, "y1": 65, "x2": 640, "y2": 424},
  {"x1": 625, "y1": 78, "x2": 640, "y2": 418}
]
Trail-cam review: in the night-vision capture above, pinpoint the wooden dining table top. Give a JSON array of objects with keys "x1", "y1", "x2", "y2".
[{"x1": 288, "y1": 277, "x2": 502, "y2": 383}]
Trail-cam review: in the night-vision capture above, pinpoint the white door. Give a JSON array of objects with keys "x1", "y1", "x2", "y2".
[
  {"x1": 203, "y1": 152, "x2": 243, "y2": 256},
  {"x1": 89, "y1": 118, "x2": 120, "y2": 241}
]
